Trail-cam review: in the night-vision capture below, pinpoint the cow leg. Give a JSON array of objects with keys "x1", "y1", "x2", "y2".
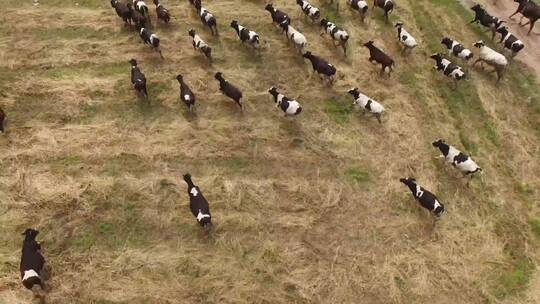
[
  {"x1": 509, "y1": 10, "x2": 519, "y2": 19},
  {"x1": 465, "y1": 173, "x2": 475, "y2": 187},
  {"x1": 327, "y1": 76, "x2": 334, "y2": 87},
  {"x1": 375, "y1": 113, "x2": 382, "y2": 124},
  {"x1": 493, "y1": 69, "x2": 501, "y2": 83},
  {"x1": 520, "y1": 20, "x2": 530, "y2": 27},
  {"x1": 400, "y1": 47, "x2": 406, "y2": 55},
  {"x1": 528, "y1": 20, "x2": 536, "y2": 35}
]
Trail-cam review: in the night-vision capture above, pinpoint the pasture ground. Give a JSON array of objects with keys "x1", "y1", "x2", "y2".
[{"x1": 0, "y1": 0, "x2": 539, "y2": 303}]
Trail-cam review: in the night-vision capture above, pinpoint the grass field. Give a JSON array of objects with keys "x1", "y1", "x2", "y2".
[{"x1": 0, "y1": 0, "x2": 539, "y2": 303}]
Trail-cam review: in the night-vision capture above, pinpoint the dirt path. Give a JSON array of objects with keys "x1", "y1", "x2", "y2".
[{"x1": 472, "y1": 0, "x2": 540, "y2": 81}]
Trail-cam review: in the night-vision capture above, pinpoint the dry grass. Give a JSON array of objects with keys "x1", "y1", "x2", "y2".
[{"x1": 0, "y1": 0, "x2": 539, "y2": 303}]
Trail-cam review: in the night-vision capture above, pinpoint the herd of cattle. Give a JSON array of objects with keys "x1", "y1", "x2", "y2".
[{"x1": 7, "y1": 0, "x2": 538, "y2": 300}]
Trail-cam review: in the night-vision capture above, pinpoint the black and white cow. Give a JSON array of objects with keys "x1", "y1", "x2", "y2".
[
  {"x1": 280, "y1": 22, "x2": 307, "y2": 53},
  {"x1": 0, "y1": 107, "x2": 5, "y2": 133},
  {"x1": 347, "y1": 0, "x2": 368, "y2": 22},
  {"x1": 189, "y1": 29, "x2": 212, "y2": 61},
  {"x1": 111, "y1": 0, "x2": 132, "y2": 26},
  {"x1": 430, "y1": 53, "x2": 466, "y2": 87},
  {"x1": 129, "y1": 59, "x2": 148, "y2": 99},
  {"x1": 268, "y1": 87, "x2": 302, "y2": 116},
  {"x1": 363, "y1": 41, "x2": 394, "y2": 76},
  {"x1": 195, "y1": 1, "x2": 218, "y2": 36},
  {"x1": 20, "y1": 229, "x2": 46, "y2": 295},
  {"x1": 373, "y1": 0, "x2": 393, "y2": 22},
  {"x1": 133, "y1": 0, "x2": 151, "y2": 24},
  {"x1": 302, "y1": 51, "x2": 337, "y2": 85},
  {"x1": 395, "y1": 22, "x2": 417, "y2": 54},
  {"x1": 139, "y1": 28, "x2": 164, "y2": 58},
  {"x1": 176, "y1": 74, "x2": 195, "y2": 112},
  {"x1": 127, "y1": 2, "x2": 147, "y2": 28},
  {"x1": 153, "y1": 0, "x2": 170, "y2": 24},
  {"x1": 399, "y1": 178, "x2": 445, "y2": 217},
  {"x1": 189, "y1": 0, "x2": 200, "y2": 9},
  {"x1": 496, "y1": 26, "x2": 525, "y2": 58},
  {"x1": 265, "y1": 4, "x2": 291, "y2": 27},
  {"x1": 470, "y1": 4, "x2": 505, "y2": 40},
  {"x1": 320, "y1": 19, "x2": 349, "y2": 54},
  {"x1": 183, "y1": 174, "x2": 212, "y2": 228},
  {"x1": 432, "y1": 139, "x2": 482, "y2": 182},
  {"x1": 441, "y1": 37, "x2": 474, "y2": 61},
  {"x1": 230, "y1": 20, "x2": 260, "y2": 49},
  {"x1": 296, "y1": 0, "x2": 320, "y2": 22},
  {"x1": 215, "y1": 72, "x2": 244, "y2": 111},
  {"x1": 348, "y1": 88, "x2": 385, "y2": 123}
]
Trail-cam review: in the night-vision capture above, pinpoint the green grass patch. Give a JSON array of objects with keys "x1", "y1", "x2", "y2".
[
  {"x1": 505, "y1": 67, "x2": 540, "y2": 135},
  {"x1": 506, "y1": 68, "x2": 540, "y2": 104},
  {"x1": 516, "y1": 183, "x2": 534, "y2": 198},
  {"x1": 41, "y1": 0, "x2": 107, "y2": 9},
  {"x1": 95, "y1": 61, "x2": 127, "y2": 77},
  {"x1": 324, "y1": 100, "x2": 352, "y2": 124},
  {"x1": 98, "y1": 222, "x2": 113, "y2": 234},
  {"x1": 33, "y1": 26, "x2": 115, "y2": 41},
  {"x1": 150, "y1": 81, "x2": 173, "y2": 96},
  {"x1": 224, "y1": 156, "x2": 250, "y2": 173},
  {"x1": 44, "y1": 61, "x2": 128, "y2": 80},
  {"x1": 458, "y1": 130, "x2": 478, "y2": 154},
  {"x1": 101, "y1": 153, "x2": 152, "y2": 177},
  {"x1": 45, "y1": 66, "x2": 84, "y2": 80},
  {"x1": 88, "y1": 90, "x2": 108, "y2": 99},
  {"x1": 72, "y1": 196, "x2": 154, "y2": 252},
  {"x1": 74, "y1": 233, "x2": 95, "y2": 251},
  {"x1": 321, "y1": 2, "x2": 343, "y2": 24},
  {"x1": 530, "y1": 218, "x2": 540, "y2": 238},
  {"x1": 394, "y1": 276, "x2": 406, "y2": 292},
  {"x1": 399, "y1": 70, "x2": 419, "y2": 88},
  {"x1": 494, "y1": 259, "x2": 535, "y2": 299},
  {"x1": 0, "y1": 70, "x2": 20, "y2": 90},
  {"x1": 345, "y1": 167, "x2": 370, "y2": 184},
  {"x1": 411, "y1": 4, "x2": 442, "y2": 52},
  {"x1": 78, "y1": 102, "x2": 99, "y2": 124}
]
